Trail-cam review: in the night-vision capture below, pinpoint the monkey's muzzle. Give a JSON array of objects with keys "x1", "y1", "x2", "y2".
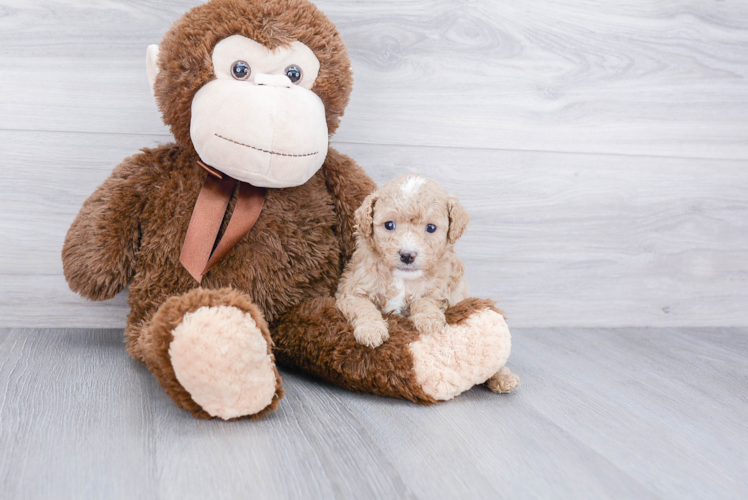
[{"x1": 190, "y1": 76, "x2": 329, "y2": 188}]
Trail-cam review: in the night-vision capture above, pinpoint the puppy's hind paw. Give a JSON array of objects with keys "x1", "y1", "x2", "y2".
[
  {"x1": 486, "y1": 366, "x2": 520, "y2": 393},
  {"x1": 353, "y1": 320, "x2": 390, "y2": 348},
  {"x1": 411, "y1": 313, "x2": 446, "y2": 335}
]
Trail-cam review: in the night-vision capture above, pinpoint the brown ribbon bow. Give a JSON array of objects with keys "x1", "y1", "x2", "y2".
[{"x1": 180, "y1": 160, "x2": 266, "y2": 283}]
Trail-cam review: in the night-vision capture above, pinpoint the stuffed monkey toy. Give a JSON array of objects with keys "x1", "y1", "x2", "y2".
[{"x1": 62, "y1": 0, "x2": 517, "y2": 420}]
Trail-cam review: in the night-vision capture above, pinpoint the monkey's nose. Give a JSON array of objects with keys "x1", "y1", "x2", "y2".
[
  {"x1": 254, "y1": 73, "x2": 293, "y2": 88},
  {"x1": 399, "y1": 251, "x2": 417, "y2": 264}
]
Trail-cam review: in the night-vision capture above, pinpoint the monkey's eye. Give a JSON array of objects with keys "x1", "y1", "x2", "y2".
[
  {"x1": 426, "y1": 224, "x2": 437, "y2": 233},
  {"x1": 384, "y1": 221, "x2": 396, "y2": 231},
  {"x1": 284, "y1": 64, "x2": 303, "y2": 84},
  {"x1": 231, "y1": 61, "x2": 251, "y2": 80}
]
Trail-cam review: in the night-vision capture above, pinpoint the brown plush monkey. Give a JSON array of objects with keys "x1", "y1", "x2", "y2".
[{"x1": 62, "y1": 0, "x2": 517, "y2": 420}]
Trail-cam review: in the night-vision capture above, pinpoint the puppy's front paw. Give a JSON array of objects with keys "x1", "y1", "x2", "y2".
[
  {"x1": 353, "y1": 320, "x2": 390, "y2": 348},
  {"x1": 411, "y1": 313, "x2": 446, "y2": 335}
]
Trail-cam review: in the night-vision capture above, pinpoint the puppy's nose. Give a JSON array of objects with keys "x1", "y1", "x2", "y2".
[{"x1": 399, "y1": 251, "x2": 417, "y2": 264}]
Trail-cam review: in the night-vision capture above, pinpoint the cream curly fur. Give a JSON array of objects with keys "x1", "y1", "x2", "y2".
[{"x1": 336, "y1": 175, "x2": 470, "y2": 348}]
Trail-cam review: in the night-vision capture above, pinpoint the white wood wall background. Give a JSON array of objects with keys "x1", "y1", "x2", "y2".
[{"x1": 1, "y1": 0, "x2": 746, "y2": 328}]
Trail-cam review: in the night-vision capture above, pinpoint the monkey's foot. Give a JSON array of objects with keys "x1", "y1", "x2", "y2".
[
  {"x1": 409, "y1": 300, "x2": 512, "y2": 401},
  {"x1": 170, "y1": 305, "x2": 278, "y2": 419},
  {"x1": 134, "y1": 288, "x2": 283, "y2": 420}
]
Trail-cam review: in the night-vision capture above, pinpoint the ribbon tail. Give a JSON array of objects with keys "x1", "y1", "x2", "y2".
[
  {"x1": 180, "y1": 174, "x2": 237, "y2": 282},
  {"x1": 203, "y1": 182, "x2": 266, "y2": 275}
]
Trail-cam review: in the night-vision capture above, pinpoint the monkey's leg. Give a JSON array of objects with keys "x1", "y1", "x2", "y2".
[
  {"x1": 128, "y1": 288, "x2": 283, "y2": 420},
  {"x1": 272, "y1": 297, "x2": 513, "y2": 403}
]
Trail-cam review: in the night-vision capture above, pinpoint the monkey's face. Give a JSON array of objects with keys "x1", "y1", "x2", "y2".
[
  {"x1": 190, "y1": 35, "x2": 328, "y2": 188},
  {"x1": 147, "y1": 0, "x2": 353, "y2": 188}
]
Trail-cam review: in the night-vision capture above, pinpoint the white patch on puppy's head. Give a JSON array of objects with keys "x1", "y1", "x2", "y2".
[{"x1": 400, "y1": 175, "x2": 427, "y2": 198}]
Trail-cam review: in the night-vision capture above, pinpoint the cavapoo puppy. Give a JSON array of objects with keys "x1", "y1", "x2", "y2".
[{"x1": 336, "y1": 175, "x2": 470, "y2": 348}]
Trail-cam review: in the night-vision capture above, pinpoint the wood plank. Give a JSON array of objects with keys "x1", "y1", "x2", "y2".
[
  {"x1": 512, "y1": 327, "x2": 748, "y2": 499},
  {"x1": 1, "y1": 327, "x2": 746, "y2": 499},
  {"x1": 0, "y1": 275, "x2": 130, "y2": 329},
  {"x1": 1, "y1": 1, "x2": 747, "y2": 158},
  {"x1": 333, "y1": 326, "x2": 748, "y2": 499},
  {"x1": 0, "y1": 328, "x2": 157, "y2": 498},
  {"x1": 1, "y1": 130, "x2": 746, "y2": 328}
]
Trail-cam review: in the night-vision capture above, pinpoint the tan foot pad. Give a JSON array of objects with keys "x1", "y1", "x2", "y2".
[
  {"x1": 486, "y1": 366, "x2": 521, "y2": 393},
  {"x1": 169, "y1": 305, "x2": 277, "y2": 420},
  {"x1": 409, "y1": 309, "x2": 512, "y2": 401}
]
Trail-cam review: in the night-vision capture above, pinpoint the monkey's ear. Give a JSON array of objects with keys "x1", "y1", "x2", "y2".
[
  {"x1": 354, "y1": 192, "x2": 378, "y2": 240},
  {"x1": 146, "y1": 44, "x2": 160, "y2": 95},
  {"x1": 447, "y1": 195, "x2": 469, "y2": 244}
]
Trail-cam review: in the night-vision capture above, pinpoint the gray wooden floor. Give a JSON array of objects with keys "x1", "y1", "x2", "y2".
[{"x1": 1, "y1": 327, "x2": 745, "y2": 499}]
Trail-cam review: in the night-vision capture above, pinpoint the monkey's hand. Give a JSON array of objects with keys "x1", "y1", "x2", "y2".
[{"x1": 62, "y1": 152, "x2": 149, "y2": 301}]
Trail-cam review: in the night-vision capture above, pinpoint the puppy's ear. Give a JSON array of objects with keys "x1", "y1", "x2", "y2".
[
  {"x1": 447, "y1": 195, "x2": 469, "y2": 244},
  {"x1": 354, "y1": 192, "x2": 378, "y2": 240}
]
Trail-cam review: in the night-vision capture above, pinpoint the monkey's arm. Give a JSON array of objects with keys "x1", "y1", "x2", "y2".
[
  {"x1": 321, "y1": 148, "x2": 377, "y2": 270},
  {"x1": 62, "y1": 152, "x2": 150, "y2": 301}
]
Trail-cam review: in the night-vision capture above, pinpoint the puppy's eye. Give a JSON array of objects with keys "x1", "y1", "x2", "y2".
[
  {"x1": 284, "y1": 64, "x2": 303, "y2": 84},
  {"x1": 426, "y1": 224, "x2": 437, "y2": 233},
  {"x1": 231, "y1": 61, "x2": 251, "y2": 80},
  {"x1": 384, "y1": 221, "x2": 396, "y2": 231}
]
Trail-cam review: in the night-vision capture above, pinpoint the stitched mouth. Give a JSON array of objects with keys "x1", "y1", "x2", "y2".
[{"x1": 215, "y1": 134, "x2": 319, "y2": 158}]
